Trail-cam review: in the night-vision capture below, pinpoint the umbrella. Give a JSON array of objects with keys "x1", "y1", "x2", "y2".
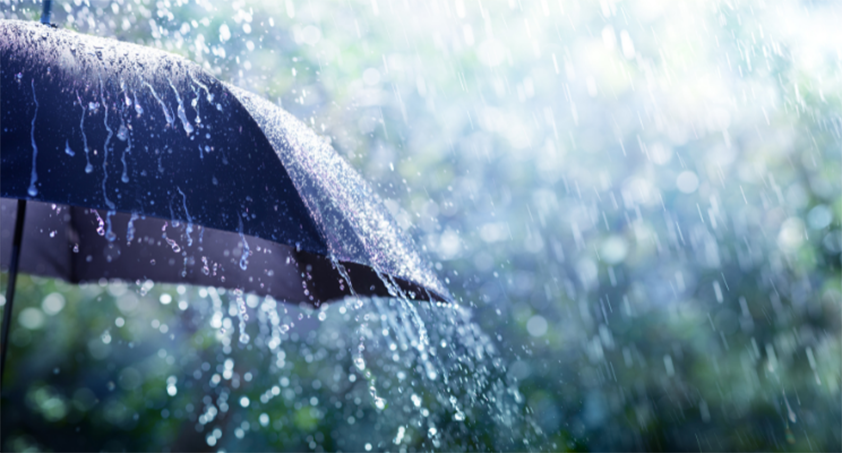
[{"x1": 0, "y1": 17, "x2": 449, "y2": 379}]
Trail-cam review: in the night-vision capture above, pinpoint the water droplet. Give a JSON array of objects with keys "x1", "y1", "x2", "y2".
[
  {"x1": 126, "y1": 213, "x2": 138, "y2": 243},
  {"x1": 354, "y1": 356, "x2": 366, "y2": 370},
  {"x1": 169, "y1": 79, "x2": 194, "y2": 135},
  {"x1": 27, "y1": 79, "x2": 39, "y2": 198},
  {"x1": 134, "y1": 98, "x2": 144, "y2": 115},
  {"x1": 374, "y1": 397, "x2": 386, "y2": 410},
  {"x1": 161, "y1": 222, "x2": 181, "y2": 252},
  {"x1": 104, "y1": 211, "x2": 117, "y2": 242},
  {"x1": 167, "y1": 239, "x2": 181, "y2": 253},
  {"x1": 238, "y1": 217, "x2": 250, "y2": 270},
  {"x1": 93, "y1": 210, "x2": 105, "y2": 236}
]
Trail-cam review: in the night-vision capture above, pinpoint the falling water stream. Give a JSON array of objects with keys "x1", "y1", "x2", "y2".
[
  {"x1": 1, "y1": 71, "x2": 540, "y2": 450},
  {"x1": 26, "y1": 79, "x2": 38, "y2": 197},
  {"x1": 107, "y1": 274, "x2": 541, "y2": 451}
]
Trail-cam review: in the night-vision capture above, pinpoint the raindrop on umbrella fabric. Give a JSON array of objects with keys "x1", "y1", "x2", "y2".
[
  {"x1": 64, "y1": 140, "x2": 75, "y2": 156},
  {"x1": 116, "y1": 124, "x2": 128, "y2": 141}
]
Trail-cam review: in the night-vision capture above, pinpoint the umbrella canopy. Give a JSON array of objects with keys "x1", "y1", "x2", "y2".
[{"x1": 0, "y1": 19, "x2": 449, "y2": 305}]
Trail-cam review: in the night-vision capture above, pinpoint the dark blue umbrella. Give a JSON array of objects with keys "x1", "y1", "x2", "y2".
[{"x1": 0, "y1": 16, "x2": 448, "y2": 379}]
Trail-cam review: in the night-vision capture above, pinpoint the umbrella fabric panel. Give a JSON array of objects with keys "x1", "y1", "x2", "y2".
[
  {"x1": 0, "y1": 19, "x2": 448, "y2": 303},
  {"x1": 0, "y1": 199, "x2": 442, "y2": 304},
  {"x1": 230, "y1": 87, "x2": 451, "y2": 301},
  {"x1": 0, "y1": 20, "x2": 326, "y2": 256},
  {"x1": 0, "y1": 200, "x2": 71, "y2": 280}
]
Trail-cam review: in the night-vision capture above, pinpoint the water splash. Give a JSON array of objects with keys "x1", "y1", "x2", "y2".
[
  {"x1": 76, "y1": 91, "x2": 93, "y2": 173},
  {"x1": 27, "y1": 79, "x2": 39, "y2": 197},
  {"x1": 235, "y1": 294, "x2": 540, "y2": 449},
  {"x1": 238, "y1": 216, "x2": 250, "y2": 270},
  {"x1": 169, "y1": 79, "x2": 194, "y2": 135},
  {"x1": 144, "y1": 81, "x2": 174, "y2": 126},
  {"x1": 176, "y1": 187, "x2": 194, "y2": 246},
  {"x1": 330, "y1": 254, "x2": 357, "y2": 295},
  {"x1": 371, "y1": 386, "x2": 387, "y2": 410},
  {"x1": 236, "y1": 290, "x2": 250, "y2": 344},
  {"x1": 229, "y1": 87, "x2": 449, "y2": 300},
  {"x1": 220, "y1": 88, "x2": 518, "y2": 445},
  {"x1": 126, "y1": 212, "x2": 138, "y2": 243}
]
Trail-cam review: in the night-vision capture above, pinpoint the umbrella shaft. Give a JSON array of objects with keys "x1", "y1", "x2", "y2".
[
  {"x1": 1, "y1": 199, "x2": 26, "y2": 386},
  {"x1": 40, "y1": 0, "x2": 52, "y2": 25}
]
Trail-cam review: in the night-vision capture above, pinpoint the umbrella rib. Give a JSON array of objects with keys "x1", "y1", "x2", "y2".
[{"x1": 0, "y1": 200, "x2": 27, "y2": 385}]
